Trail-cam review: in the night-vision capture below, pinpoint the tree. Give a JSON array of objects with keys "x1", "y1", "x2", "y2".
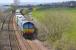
[{"x1": 9, "y1": 4, "x2": 17, "y2": 13}]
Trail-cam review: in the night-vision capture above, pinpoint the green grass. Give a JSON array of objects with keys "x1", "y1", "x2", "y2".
[{"x1": 32, "y1": 8, "x2": 76, "y2": 50}]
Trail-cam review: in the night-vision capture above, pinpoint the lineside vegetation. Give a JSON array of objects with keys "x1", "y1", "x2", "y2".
[{"x1": 32, "y1": 8, "x2": 76, "y2": 50}]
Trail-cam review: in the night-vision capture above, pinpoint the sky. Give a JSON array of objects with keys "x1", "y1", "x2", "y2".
[{"x1": 0, "y1": 0, "x2": 76, "y2": 4}]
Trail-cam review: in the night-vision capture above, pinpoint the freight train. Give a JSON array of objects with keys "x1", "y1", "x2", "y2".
[{"x1": 15, "y1": 10, "x2": 36, "y2": 39}]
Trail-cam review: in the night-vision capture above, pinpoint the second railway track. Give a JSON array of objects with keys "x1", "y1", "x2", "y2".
[
  {"x1": 0, "y1": 13, "x2": 48, "y2": 50},
  {"x1": 0, "y1": 14, "x2": 20, "y2": 50}
]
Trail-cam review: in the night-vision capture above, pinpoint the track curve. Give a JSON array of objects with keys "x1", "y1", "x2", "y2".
[{"x1": 13, "y1": 15, "x2": 49, "y2": 50}]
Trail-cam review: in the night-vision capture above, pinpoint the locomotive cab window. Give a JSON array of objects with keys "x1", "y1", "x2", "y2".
[
  {"x1": 19, "y1": 16, "x2": 22, "y2": 18},
  {"x1": 22, "y1": 18, "x2": 26, "y2": 21},
  {"x1": 23, "y1": 22, "x2": 34, "y2": 29}
]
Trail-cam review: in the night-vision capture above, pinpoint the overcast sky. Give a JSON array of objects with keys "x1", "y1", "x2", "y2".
[{"x1": 0, "y1": 0, "x2": 75, "y2": 4}]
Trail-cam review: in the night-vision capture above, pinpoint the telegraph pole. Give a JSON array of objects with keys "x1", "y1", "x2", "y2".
[
  {"x1": 14, "y1": 0, "x2": 19, "y2": 9},
  {"x1": 14, "y1": 0, "x2": 19, "y2": 6}
]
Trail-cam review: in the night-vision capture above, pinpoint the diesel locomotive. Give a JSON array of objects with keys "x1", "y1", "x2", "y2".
[{"x1": 15, "y1": 11, "x2": 36, "y2": 39}]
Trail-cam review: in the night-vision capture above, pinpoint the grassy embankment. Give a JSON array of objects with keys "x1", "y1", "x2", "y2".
[{"x1": 32, "y1": 8, "x2": 76, "y2": 50}]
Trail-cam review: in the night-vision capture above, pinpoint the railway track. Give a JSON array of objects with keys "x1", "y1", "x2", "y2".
[
  {"x1": 0, "y1": 13, "x2": 48, "y2": 50},
  {"x1": 0, "y1": 14, "x2": 20, "y2": 50},
  {"x1": 13, "y1": 16, "x2": 48, "y2": 50}
]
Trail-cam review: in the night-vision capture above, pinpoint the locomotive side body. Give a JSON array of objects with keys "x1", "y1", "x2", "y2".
[
  {"x1": 15, "y1": 14, "x2": 26, "y2": 31},
  {"x1": 15, "y1": 13, "x2": 35, "y2": 37}
]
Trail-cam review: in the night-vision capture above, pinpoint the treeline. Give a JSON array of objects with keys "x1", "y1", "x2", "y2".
[
  {"x1": 35, "y1": 1, "x2": 76, "y2": 8},
  {"x1": 30, "y1": 1, "x2": 76, "y2": 11}
]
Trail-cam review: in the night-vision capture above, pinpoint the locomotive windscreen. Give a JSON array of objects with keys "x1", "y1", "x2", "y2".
[
  {"x1": 23, "y1": 22, "x2": 35, "y2": 34},
  {"x1": 23, "y1": 22, "x2": 34, "y2": 29}
]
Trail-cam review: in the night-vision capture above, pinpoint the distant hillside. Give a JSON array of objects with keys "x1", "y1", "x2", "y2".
[{"x1": 0, "y1": 5, "x2": 9, "y2": 12}]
